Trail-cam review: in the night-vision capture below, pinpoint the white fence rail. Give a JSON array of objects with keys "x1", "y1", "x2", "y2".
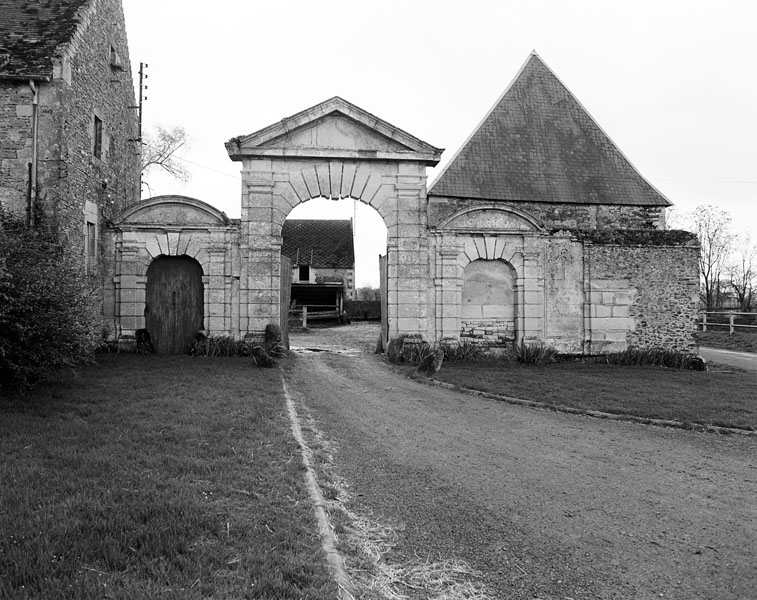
[{"x1": 700, "y1": 311, "x2": 757, "y2": 334}]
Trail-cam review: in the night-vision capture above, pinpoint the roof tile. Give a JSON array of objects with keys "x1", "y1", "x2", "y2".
[
  {"x1": 281, "y1": 220, "x2": 354, "y2": 269},
  {"x1": 0, "y1": 0, "x2": 91, "y2": 78},
  {"x1": 429, "y1": 53, "x2": 670, "y2": 207}
]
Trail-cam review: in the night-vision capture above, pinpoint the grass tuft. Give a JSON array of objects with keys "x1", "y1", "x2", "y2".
[
  {"x1": 598, "y1": 347, "x2": 705, "y2": 370},
  {"x1": 515, "y1": 340, "x2": 558, "y2": 366}
]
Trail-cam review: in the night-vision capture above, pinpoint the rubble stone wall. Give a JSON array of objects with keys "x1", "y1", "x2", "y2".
[
  {"x1": 588, "y1": 243, "x2": 700, "y2": 352},
  {"x1": 428, "y1": 196, "x2": 666, "y2": 231}
]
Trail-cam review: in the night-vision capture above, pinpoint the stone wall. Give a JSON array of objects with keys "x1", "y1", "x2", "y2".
[
  {"x1": 53, "y1": 0, "x2": 140, "y2": 248},
  {"x1": 0, "y1": 0, "x2": 139, "y2": 261},
  {"x1": 428, "y1": 196, "x2": 666, "y2": 231},
  {"x1": 0, "y1": 83, "x2": 34, "y2": 218},
  {"x1": 588, "y1": 241, "x2": 700, "y2": 352},
  {"x1": 428, "y1": 202, "x2": 699, "y2": 353}
]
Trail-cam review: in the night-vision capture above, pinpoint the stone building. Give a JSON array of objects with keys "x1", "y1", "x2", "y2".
[
  {"x1": 282, "y1": 219, "x2": 356, "y2": 309},
  {"x1": 0, "y1": 0, "x2": 140, "y2": 269},
  {"x1": 426, "y1": 52, "x2": 700, "y2": 352},
  {"x1": 211, "y1": 55, "x2": 698, "y2": 354}
]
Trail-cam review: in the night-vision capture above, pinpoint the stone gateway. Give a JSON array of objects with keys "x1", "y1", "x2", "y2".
[{"x1": 103, "y1": 53, "x2": 698, "y2": 354}]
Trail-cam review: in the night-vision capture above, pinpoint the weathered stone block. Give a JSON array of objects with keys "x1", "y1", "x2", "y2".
[{"x1": 593, "y1": 304, "x2": 612, "y2": 318}]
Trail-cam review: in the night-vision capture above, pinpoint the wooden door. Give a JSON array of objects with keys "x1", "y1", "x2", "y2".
[{"x1": 145, "y1": 256, "x2": 204, "y2": 354}]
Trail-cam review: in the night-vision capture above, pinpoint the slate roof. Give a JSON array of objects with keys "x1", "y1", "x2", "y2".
[
  {"x1": 281, "y1": 220, "x2": 355, "y2": 269},
  {"x1": 0, "y1": 0, "x2": 90, "y2": 79},
  {"x1": 428, "y1": 52, "x2": 670, "y2": 206}
]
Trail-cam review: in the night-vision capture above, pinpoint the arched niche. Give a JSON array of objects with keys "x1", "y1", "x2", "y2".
[{"x1": 460, "y1": 259, "x2": 518, "y2": 346}]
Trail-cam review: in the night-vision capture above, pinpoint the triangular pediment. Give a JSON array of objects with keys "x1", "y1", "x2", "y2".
[
  {"x1": 258, "y1": 113, "x2": 414, "y2": 153},
  {"x1": 226, "y1": 97, "x2": 442, "y2": 165},
  {"x1": 428, "y1": 52, "x2": 670, "y2": 206}
]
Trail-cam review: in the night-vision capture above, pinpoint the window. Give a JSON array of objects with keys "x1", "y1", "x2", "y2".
[
  {"x1": 85, "y1": 221, "x2": 96, "y2": 272},
  {"x1": 93, "y1": 115, "x2": 103, "y2": 159},
  {"x1": 298, "y1": 265, "x2": 310, "y2": 282},
  {"x1": 109, "y1": 45, "x2": 123, "y2": 70}
]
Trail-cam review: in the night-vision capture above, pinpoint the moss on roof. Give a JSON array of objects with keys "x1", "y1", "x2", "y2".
[
  {"x1": 0, "y1": 0, "x2": 90, "y2": 78},
  {"x1": 557, "y1": 229, "x2": 698, "y2": 246}
]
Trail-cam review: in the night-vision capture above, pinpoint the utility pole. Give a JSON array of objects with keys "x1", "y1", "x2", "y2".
[
  {"x1": 130, "y1": 62, "x2": 148, "y2": 194},
  {"x1": 137, "y1": 62, "x2": 147, "y2": 141}
]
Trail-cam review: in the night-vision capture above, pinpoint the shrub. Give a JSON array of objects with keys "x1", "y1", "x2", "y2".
[
  {"x1": 386, "y1": 334, "x2": 431, "y2": 364},
  {"x1": 601, "y1": 347, "x2": 706, "y2": 370},
  {"x1": 189, "y1": 324, "x2": 287, "y2": 366},
  {"x1": 439, "y1": 339, "x2": 483, "y2": 362},
  {"x1": 416, "y1": 348, "x2": 444, "y2": 375},
  {"x1": 263, "y1": 323, "x2": 287, "y2": 357},
  {"x1": 189, "y1": 336, "x2": 249, "y2": 357},
  {"x1": 0, "y1": 214, "x2": 100, "y2": 391},
  {"x1": 515, "y1": 340, "x2": 558, "y2": 366},
  {"x1": 386, "y1": 335, "x2": 407, "y2": 364}
]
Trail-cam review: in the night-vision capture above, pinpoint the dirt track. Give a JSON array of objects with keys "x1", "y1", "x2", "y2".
[{"x1": 284, "y1": 325, "x2": 757, "y2": 599}]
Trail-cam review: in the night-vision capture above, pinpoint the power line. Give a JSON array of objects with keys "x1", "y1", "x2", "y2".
[
  {"x1": 171, "y1": 154, "x2": 239, "y2": 179},
  {"x1": 655, "y1": 179, "x2": 757, "y2": 185}
]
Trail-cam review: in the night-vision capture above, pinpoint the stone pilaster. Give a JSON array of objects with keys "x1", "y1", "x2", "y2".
[{"x1": 240, "y1": 174, "x2": 280, "y2": 335}]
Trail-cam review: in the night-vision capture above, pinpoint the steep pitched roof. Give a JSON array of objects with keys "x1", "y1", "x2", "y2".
[
  {"x1": 281, "y1": 219, "x2": 355, "y2": 269},
  {"x1": 428, "y1": 52, "x2": 670, "y2": 206},
  {"x1": 0, "y1": 0, "x2": 90, "y2": 79}
]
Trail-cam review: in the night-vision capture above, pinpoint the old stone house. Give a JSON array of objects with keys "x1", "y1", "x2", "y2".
[
  {"x1": 0, "y1": 0, "x2": 140, "y2": 271},
  {"x1": 281, "y1": 219, "x2": 356, "y2": 310}
]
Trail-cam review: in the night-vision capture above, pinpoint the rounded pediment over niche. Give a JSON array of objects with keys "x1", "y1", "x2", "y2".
[
  {"x1": 116, "y1": 196, "x2": 230, "y2": 227},
  {"x1": 438, "y1": 205, "x2": 543, "y2": 232}
]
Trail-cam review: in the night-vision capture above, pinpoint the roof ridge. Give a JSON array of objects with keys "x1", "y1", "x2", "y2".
[
  {"x1": 428, "y1": 52, "x2": 538, "y2": 191},
  {"x1": 529, "y1": 53, "x2": 672, "y2": 206}
]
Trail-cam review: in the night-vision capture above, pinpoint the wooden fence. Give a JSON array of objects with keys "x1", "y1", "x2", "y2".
[
  {"x1": 289, "y1": 305, "x2": 342, "y2": 327},
  {"x1": 700, "y1": 311, "x2": 757, "y2": 334}
]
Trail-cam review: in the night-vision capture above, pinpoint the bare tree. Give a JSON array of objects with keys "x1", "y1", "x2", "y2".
[
  {"x1": 141, "y1": 125, "x2": 189, "y2": 189},
  {"x1": 728, "y1": 232, "x2": 756, "y2": 312},
  {"x1": 691, "y1": 205, "x2": 733, "y2": 310}
]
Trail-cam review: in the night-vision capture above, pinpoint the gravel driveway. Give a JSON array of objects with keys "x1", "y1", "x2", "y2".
[
  {"x1": 285, "y1": 325, "x2": 757, "y2": 599},
  {"x1": 699, "y1": 346, "x2": 757, "y2": 372}
]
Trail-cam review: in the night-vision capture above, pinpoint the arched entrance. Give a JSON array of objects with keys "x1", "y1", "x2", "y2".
[
  {"x1": 145, "y1": 255, "x2": 204, "y2": 354},
  {"x1": 225, "y1": 96, "x2": 442, "y2": 340}
]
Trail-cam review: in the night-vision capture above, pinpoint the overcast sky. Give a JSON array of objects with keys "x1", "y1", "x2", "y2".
[{"x1": 122, "y1": 0, "x2": 756, "y2": 286}]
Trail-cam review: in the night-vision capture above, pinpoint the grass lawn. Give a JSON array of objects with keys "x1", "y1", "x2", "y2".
[
  {"x1": 433, "y1": 360, "x2": 757, "y2": 431},
  {"x1": 0, "y1": 355, "x2": 337, "y2": 599}
]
